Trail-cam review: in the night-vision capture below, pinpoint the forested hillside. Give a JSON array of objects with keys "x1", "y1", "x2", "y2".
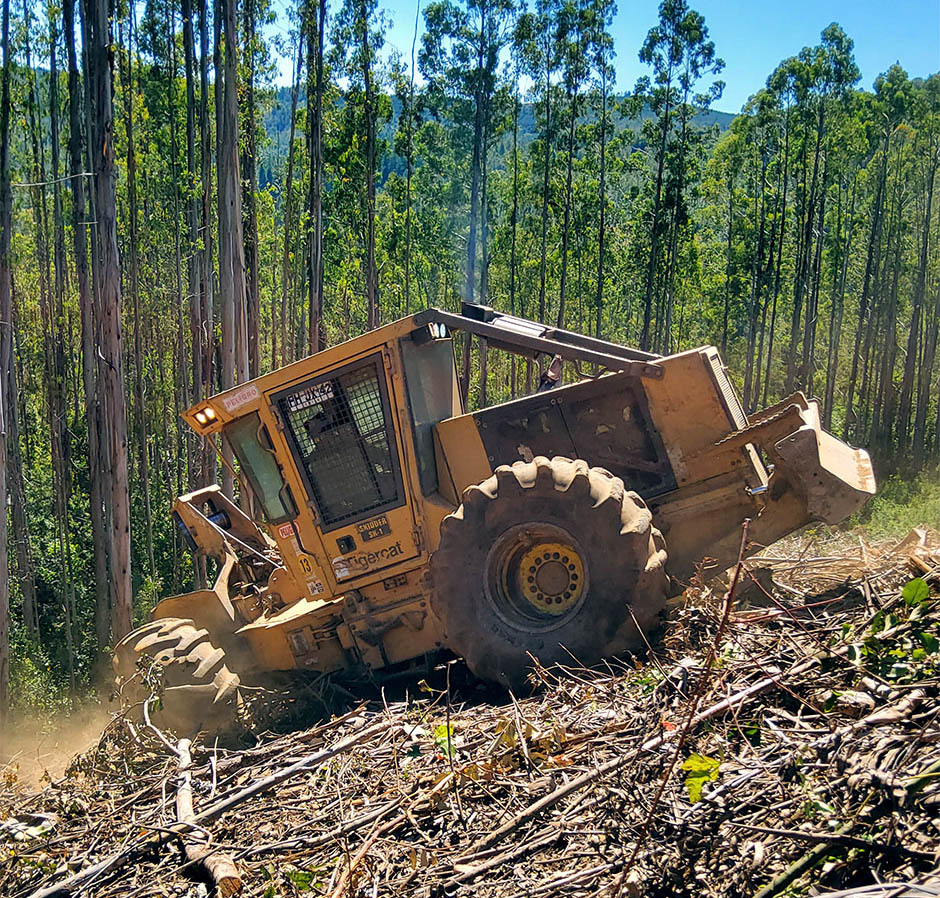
[{"x1": 0, "y1": 0, "x2": 937, "y2": 718}]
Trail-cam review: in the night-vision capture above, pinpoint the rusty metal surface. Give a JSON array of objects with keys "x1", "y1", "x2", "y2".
[{"x1": 471, "y1": 373, "x2": 677, "y2": 497}]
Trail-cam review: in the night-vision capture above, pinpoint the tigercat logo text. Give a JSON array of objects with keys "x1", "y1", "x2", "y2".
[{"x1": 332, "y1": 541, "x2": 404, "y2": 579}]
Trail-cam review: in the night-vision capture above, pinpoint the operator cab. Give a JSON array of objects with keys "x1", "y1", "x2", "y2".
[{"x1": 182, "y1": 313, "x2": 463, "y2": 600}]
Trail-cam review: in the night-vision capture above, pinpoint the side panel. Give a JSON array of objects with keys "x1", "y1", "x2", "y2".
[
  {"x1": 641, "y1": 349, "x2": 763, "y2": 488},
  {"x1": 435, "y1": 373, "x2": 676, "y2": 498},
  {"x1": 475, "y1": 373, "x2": 676, "y2": 497},
  {"x1": 433, "y1": 414, "x2": 492, "y2": 498}
]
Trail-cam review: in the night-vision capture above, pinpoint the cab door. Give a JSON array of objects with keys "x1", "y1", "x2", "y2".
[{"x1": 270, "y1": 351, "x2": 421, "y2": 590}]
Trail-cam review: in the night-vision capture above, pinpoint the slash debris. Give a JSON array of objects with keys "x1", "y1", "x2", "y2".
[{"x1": 2, "y1": 527, "x2": 940, "y2": 898}]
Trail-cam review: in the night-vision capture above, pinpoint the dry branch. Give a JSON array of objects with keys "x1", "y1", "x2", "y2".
[
  {"x1": 175, "y1": 738, "x2": 242, "y2": 896},
  {"x1": 6, "y1": 530, "x2": 940, "y2": 898}
]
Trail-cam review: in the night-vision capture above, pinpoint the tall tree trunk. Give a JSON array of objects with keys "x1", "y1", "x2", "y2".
[
  {"x1": 536, "y1": 30, "x2": 552, "y2": 324},
  {"x1": 48, "y1": 11, "x2": 78, "y2": 696},
  {"x1": 556, "y1": 88, "x2": 577, "y2": 330},
  {"x1": 904, "y1": 147, "x2": 937, "y2": 459},
  {"x1": 65, "y1": 0, "x2": 109, "y2": 649},
  {"x1": 762, "y1": 102, "x2": 791, "y2": 407},
  {"x1": 722, "y1": 168, "x2": 734, "y2": 354},
  {"x1": 844, "y1": 128, "x2": 889, "y2": 441},
  {"x1": 183, "y1": 0, "x2": 201, "y2": 472},
  {"x1": 86, "y1": 0, "x2": 133, "y2": 639},
  {"x1": 313, "y1": 0, "x2": 326, "y2": 346},
  {"x1": 167, "y1": 0, "x2": 191, "y2": 567},
  {"x1": 823, "y1": 172, "x2": 857, "y2": 430},
  {"x1": 121, "y1": 10, "x2": 155, "y2": 578},
  {"x1": 5, "y1": 285, "x2": 34, "y2": 637},
  {"x1": 0, "y1": 0, "x2": 12, "y2": 730},
  {"x1": 404, "y1": 0, "x2": 418, "y2": 314},
  {"x1": 873, "y1": 152, "x2": 905, "y2": 451},
  {"x1": 786, "y1": 130, "x2": 812, "y2": 392},
  {"x1": 307, "y1": 0, "x2": 326, "y2": 354},
  {"x1": 217, "y1": 0, "x2": 248, "y2": 496},
  {"x1": 744, "y1": 159, "x2": 768, "y2": 410},
  {"x1": 464, "y1": 15, "x2": 486, "y2": 310},
  {"x1": 25, "y1": 2, "x2": 78, "y2": 688},
  {"x1": 361, "y1": 0, "x2": 377, "y2": 331},
  {"x1": 913, "y1": 150, "x2": 940, "y2": 464},
  {"x1": 242, "y1": 0, "x2": 260, "y2": 377},
  {"x1": 640, "y1": 65, "x2": 673, "y2": 351},
  {"x1": 509, "y1": 61, "x2": 520, "y2": 391},
  {"x1": 661, "y1": 90, "x2": 691, "y2": 355},
  {"x1": 594, "y1": 62, "x2": 607, "y2": 340},
  {"x1": 803, "y1": 150, "x2": 828, "y2": 399},
  {"x1": 280, "y1": 28, "x2": 302, "y2": 366}
]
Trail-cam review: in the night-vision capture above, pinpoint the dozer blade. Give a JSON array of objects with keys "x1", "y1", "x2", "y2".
[{"x1": 773, "y1": 403, "x2": 876, "y2": 525}]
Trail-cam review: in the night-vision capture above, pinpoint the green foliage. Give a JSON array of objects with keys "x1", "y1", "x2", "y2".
[
  {"x1": 843, "y1": 576, "x2": 939, "y2": 682},
  {"x1": 434, "y1": 723, "x2": 456, "y2": 758},
  {"x1": 1, "y1": 0, "x2": 938, "y2": 713},
  {"x1": 851, "y1": 472, "x2": 940, "y2": 539},
  {"x1": 903, "y1": 578, "x2": 930, "y2": 606},
  {"x1": 8, "y1": 626, "x2": 71, "y2": 715},
  {"x1": 681, "y1": 752, "x2": 721, "y2": 803}
]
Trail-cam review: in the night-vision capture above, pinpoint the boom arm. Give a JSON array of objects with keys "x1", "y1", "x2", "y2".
[{"x1": 413, "y1": 303, "x2": 664, "y2": 379}]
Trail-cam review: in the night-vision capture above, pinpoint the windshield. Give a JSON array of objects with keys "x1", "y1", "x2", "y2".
[
  {"x1": 401, "y1": 337, "x2": 458, "y2": 495},
  {"x1": 226, "y1": 413, "x2": 294, "y2": 523},
  {"x1": 274, "y1": 356, "x2": 404, "y2": 530}
]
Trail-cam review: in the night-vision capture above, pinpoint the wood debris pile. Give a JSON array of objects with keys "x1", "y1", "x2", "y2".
[{"x1": 2, "y1": 528, "x2": 940, "y2": 898}]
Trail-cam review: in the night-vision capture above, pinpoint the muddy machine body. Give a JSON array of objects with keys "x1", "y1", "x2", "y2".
[{"x1": 114, "y1": 305, "x2": 875, "y2": 725}]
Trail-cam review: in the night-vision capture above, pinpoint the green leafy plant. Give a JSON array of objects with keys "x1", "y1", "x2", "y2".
[
  {"x1": 681, "y1": 753, "x2": 721, "y2": 803},
  {"x1": 434, "y1": 723, "x2": 455, "y2": 759},
  {"x1": 903, "y1": 578, "x2": 930, "y2": 606}
]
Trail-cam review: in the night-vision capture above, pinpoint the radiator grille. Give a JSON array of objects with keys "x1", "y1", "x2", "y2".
[{"x1": 706, "y1": 348, "x2": 747, "y2": 429}]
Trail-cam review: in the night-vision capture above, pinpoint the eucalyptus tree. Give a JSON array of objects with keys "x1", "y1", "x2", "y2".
[
  {"x1": 844, "y1": 64, "x2": 914, "y2": 443},
  {"x1": 554, "y1": 0, "x2": 591, "y2": 329},
  {"x1": 306, "y1": 0, "x2": 328, "y2": 352},
  {"x1": 84, "y1": 0, "x2": 133, "y2": 639},
  {"x1": 421, "y1": 0, "x2": 515, "y2": 309},
  {"x1": 785, "y1": 25, "x2": 858, "y2": 396},
  {"x1": 516, "y1": 0, "x2": 560, "y2": 324},
  {"x1": 332, "y1": 0, "x2": 385, "y2": 329},
  {"x1": 635, "y1": 0, "x2": 721, "y2": 352},
  {"x1": 657, "y1": 5, "x2": 722, "y2": 353},
  {"x1": 0, "y1": 0, "x2": 10, "y2": 728},
  {"x1": 905, "y1": 73, "x2": 940, "y2": 462},
  {"x1": 590, "y1": 0, "x2": 615, "y2": 338}
]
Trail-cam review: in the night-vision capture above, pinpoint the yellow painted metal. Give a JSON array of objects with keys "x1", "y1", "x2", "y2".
[
  {"x1": 514, "y1": 539, "x2": 585, "y2": 616},
  {"x1": 433, "y1": 414, "x2": 491, "y2": 500},
  {"x1": 158, "y1": 308, "x2": 875, "y2": 681},
  {"x1": 641, "y1": 349, "x2": 756, "y2": 486}
]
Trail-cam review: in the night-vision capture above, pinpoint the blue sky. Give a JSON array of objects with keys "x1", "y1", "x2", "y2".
[{"x1": 268, "y1": 0, "x2": 940, "y2": 113}]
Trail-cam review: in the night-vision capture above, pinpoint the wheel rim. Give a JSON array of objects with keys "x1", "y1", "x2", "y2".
[{"x1": 485, "y1": 524, "x2": 589, "y2": 632}]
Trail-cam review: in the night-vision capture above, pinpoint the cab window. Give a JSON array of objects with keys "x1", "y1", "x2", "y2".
[
  {"x1": 401, "y1": 336, "x2": 458, "y2": 494},
  {"x1": 226, "y1": 413, "x2": 294, "y2": 522},
  {"x1": 274, "y1": 356, "x2": 404, "y2": 530}
]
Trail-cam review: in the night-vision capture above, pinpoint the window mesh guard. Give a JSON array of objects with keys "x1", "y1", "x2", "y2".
[{"x1": 278, "y1": 362, "x2": 400, "y2": 528}]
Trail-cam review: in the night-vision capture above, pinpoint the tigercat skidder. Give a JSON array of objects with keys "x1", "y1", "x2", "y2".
[{"x1": 114, "y1": 304, "x2": 876, "y2": 730}]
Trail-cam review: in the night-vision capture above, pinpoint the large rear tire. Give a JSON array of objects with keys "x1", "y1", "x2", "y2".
[
  {"x1": 113, "y1": 617, "x2": 241, "y2": 735},
  {"x1": 430, "y1": 456, "x2": 669, "y2": 689}
]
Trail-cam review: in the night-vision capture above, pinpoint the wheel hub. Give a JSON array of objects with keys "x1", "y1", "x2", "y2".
[{"x1": 516, "y1": 540, "x2": 585, "y2": 616}]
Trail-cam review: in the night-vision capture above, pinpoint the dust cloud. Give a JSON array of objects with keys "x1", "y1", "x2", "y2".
[{"x1": 1, "y1": 704, "x2": 114, "y2": 787}]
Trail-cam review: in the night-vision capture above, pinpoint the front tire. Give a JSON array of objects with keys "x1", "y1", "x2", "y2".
[
  {"x1": 113, "y1": 617, "x2": 241, "y2": 735},
  {"x1": 430, "y1": 456, "x2": 669, "y2": 689}
]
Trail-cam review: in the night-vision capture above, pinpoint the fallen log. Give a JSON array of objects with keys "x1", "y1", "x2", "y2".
[{"x1": 175, "y1": 738, "x2": 242, "y2": 896}]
